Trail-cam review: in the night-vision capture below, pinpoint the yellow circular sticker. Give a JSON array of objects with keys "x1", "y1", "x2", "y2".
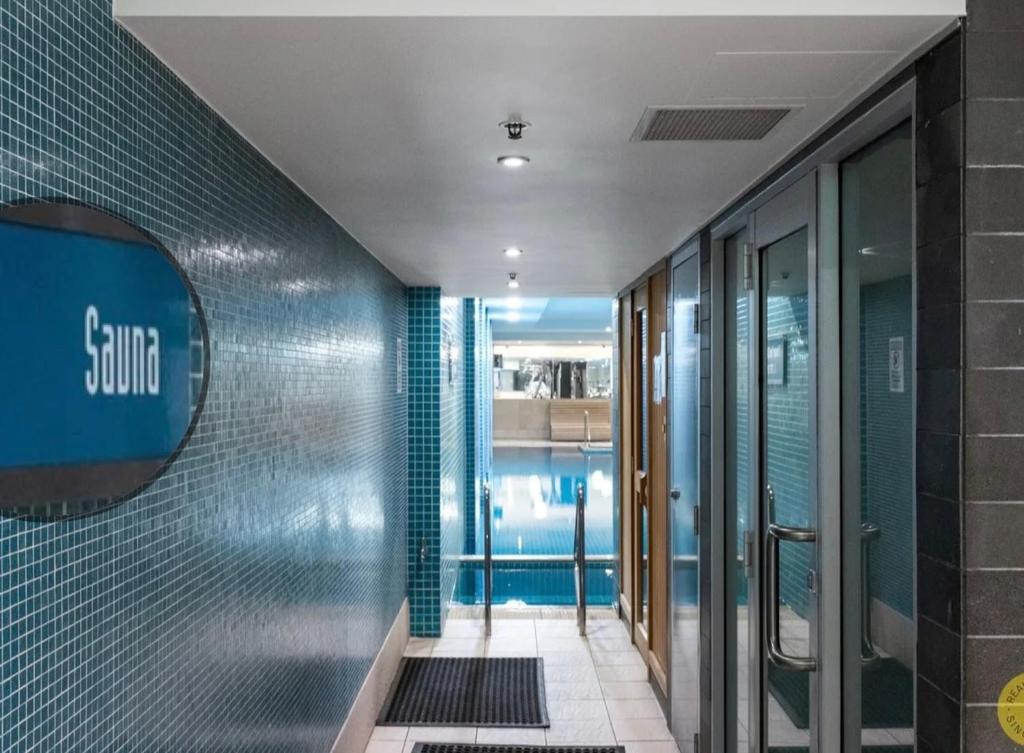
[{"x1": 999, "y1": 674, "x2": 1024, "y2": 745}]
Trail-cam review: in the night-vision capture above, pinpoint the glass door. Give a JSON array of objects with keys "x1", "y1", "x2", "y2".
[
  {"x1": 840, "y1": 122, "x2": 915, "y2": 752},
  {"x1": 752, "y1": 174, "x2": 820, "y2": 753},
  {"x1": 670, "y1": 248, "x2": 700, "y2": 747},
  {"x1": 722, "y1": 122, "x2": 916, "y2": 753}
]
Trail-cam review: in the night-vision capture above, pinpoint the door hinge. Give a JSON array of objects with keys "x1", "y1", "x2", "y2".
[
  {"x1": 692, "y1": 302, "x2": 700, "y2": 334},
  {"x1": 692, "y1": 504, "x2": 700, "y2": 536},
  {"x1": 744, "y1": 529, "x2": 754, "y2": 578},
  {"x1": 743, "y1": 242, "x2": 754, "y2": 291}
]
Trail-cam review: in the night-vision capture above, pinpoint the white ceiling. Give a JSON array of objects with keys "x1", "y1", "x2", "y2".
[
  {"x1": 116, "y1": 5, "x2": 960, "y2": 297},
  {"x1": 487, "y1": 298, "x2": 613, "y2": 342}
]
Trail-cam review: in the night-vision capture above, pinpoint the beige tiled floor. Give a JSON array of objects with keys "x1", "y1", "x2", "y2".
[{"x1": 364, "y1": 613, "x2": 684, "y2": 753}]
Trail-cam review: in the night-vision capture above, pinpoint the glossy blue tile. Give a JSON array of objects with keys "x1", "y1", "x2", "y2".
[{"x1": 1, "y1": 2, "x2": 407, "y2": 751}]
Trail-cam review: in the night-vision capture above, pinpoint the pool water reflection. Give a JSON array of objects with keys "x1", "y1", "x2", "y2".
[{"x1": 456, "y1": 445, "x2": 618, "y2": 606}]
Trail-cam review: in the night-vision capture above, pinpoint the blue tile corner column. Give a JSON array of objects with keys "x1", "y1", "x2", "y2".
[
  {"x1": 407, "y1": 289, "x2": 468, "y2": 636},
  {"x1": 463, "y1": 298, "x2": 479, "y2": 558}
]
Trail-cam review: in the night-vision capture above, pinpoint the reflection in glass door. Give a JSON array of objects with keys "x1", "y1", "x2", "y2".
[
  {"x1": 840, "y1": 121, "x2": 915, "y2": 751},
  {"x1": 760, "y1": 226, "x2": 815, "y2": 752},
  {"x1": 670, "y1": 249, "x2": 700, "y2": 748}
]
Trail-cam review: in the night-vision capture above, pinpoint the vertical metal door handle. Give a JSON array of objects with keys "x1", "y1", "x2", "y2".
[
  {"x1": 860, "y1": 522, "x2": 881, "y2": 666},
  {"x1": 764, "y1": 521, "x2": 818, "y2": 672}
]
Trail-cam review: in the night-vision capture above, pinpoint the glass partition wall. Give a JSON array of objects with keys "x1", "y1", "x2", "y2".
[
  {"x1": 718, "y1": 118, "x2": 915, "y2": 753},
  {"x1": 840, "y1": 122, "x2": 916, "y2": 751}
]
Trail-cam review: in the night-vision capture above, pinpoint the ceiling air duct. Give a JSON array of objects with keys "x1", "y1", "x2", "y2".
[{"x1": 630, "y1": 106, "x2": 791, "y2": 142}]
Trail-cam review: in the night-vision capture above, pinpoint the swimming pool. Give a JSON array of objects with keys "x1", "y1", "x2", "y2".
[{"x1": 455, "y1": 445, "x2": 619, "y2": 606}]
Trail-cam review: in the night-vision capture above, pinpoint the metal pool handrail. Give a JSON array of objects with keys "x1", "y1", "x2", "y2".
[
  {"x1": 483, "y1": 481, "x2": 492, "y2": 637},
  {"x1": 574, "y1": 481, "x2": 587, "y2": 636}
]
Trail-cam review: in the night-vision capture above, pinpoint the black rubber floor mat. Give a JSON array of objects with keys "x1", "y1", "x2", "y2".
[
  {"x1": 379, "y1": 657, "x2": 549, "y2": 727},
  {"x1": 768, "y1": 657, "x2": 913, "y2": 729},
  {"x1": 770, "y1": 748, "x2": 909, "y2": 753},
  {"x1": 412, "y1": 746, "x2": 623, "y2": 753}
]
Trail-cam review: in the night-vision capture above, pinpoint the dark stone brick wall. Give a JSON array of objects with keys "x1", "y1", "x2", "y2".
[
  {"x1": 915, "y1": 4, "x2": 1024, "y2": 749},
  {"x1": 963, "y1": 1, "x2": 1024, "y2": 750},
  {"x1": 914, "y1": 28, "x2": 967, "y2": 753}
]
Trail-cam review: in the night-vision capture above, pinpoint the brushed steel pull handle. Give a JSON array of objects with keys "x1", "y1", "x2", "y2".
[
  {"x1": 860, "y1": 522, "x2": 882, "y2": 667},
  {"x1": 765, "y1": 521, "x2": 817, "y2": 672}
]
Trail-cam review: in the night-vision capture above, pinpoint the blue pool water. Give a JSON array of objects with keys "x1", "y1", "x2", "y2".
[{"x1": 456, "y1": 445, "x2": 618, "y2": 606}]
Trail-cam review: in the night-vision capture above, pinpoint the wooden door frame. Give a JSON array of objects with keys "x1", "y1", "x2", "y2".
[
  {"x1": 631, "y1": 284, "x2": 650, "y2": 661},
  {"x1": 646, "y1": 268, "x2": 670, "y2": 694},
  {"x1": 617, "y1": 271, "x2": 670, "y2": 696}
]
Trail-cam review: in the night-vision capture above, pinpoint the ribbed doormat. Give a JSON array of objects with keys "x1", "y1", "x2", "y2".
[
  {"x1": 769, "y1": 748, "x2": 909, "y2": 753},
  {"x1": 412, "y1": 746, "x2": 624, "y2": 753},
  {"x1": 379, "y1": 657, "x2": 550, "y2": 727}
]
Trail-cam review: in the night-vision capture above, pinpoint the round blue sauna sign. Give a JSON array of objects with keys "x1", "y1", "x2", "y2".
[{"x1": 0, "y1": 203, "x2": 207, "y2": 517}]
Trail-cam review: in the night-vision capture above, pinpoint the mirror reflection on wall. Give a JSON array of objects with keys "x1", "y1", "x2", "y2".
[{"x1": 494, "y1": 346, "x2": 612, "y2": 400}]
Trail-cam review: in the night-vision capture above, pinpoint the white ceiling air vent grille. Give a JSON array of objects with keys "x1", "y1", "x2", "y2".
[{"x1": 630, "y1": 106, "x2": 791, "y2": 142}]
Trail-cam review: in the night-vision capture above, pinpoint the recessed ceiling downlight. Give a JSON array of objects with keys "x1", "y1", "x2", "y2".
[
  {"x1": 503, "y1": 247, "x2": 523, "y2": 258},
  {"x1": 507, "y1": 273, "x2": 520, "y2": 289},
  {"x1": 497, "y1": 155, "x2": 530, "y2": 168}
]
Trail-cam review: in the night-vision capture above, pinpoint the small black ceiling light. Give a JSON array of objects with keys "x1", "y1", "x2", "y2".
[{"x1": 499, "y1": 116, "x2": 531, "y2": 140}]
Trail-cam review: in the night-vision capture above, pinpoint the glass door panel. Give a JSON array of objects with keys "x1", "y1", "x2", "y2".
[
  {"x1": 749, "y1": 173, "x2": 819, "y2": 753},
  {"x1": 761, "y1": 226, "x2": 814, "y2": 752},
  {"x1": 724, "y1": 228, "x2": 753, "y2": 753},
  {"x1": 670, "y1": 251, "x2": 700, "y2": 745},
  {"x1": 840, "y1": 121, "x2": 915, "y2": 751}
]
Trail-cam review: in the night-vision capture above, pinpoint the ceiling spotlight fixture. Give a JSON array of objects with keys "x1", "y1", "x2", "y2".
[
  {"x1": 499, "y1": 116, "x2": 531, "y2": 140},
  {"x1": 503, "y1": 246, "x2": 523, "y2": 258},
  {"x1": 507, "y1": 273, "x2": 520, "y2": 289},
  {"x1": 497, "y1": 155, "x2": 530, "y2": 168}
]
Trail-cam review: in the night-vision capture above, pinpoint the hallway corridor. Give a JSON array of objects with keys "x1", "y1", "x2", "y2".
[
  {"x1": 365, "y1": 611, "x2": 681, "y2": 753},
  {"x1": 6, "y1": 1, "x2": 1024, "y2": 752}
]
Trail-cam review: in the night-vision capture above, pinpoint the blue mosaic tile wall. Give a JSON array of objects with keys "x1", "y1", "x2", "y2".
[
  {"x1": 407, "y1": 287, "x2": 442, "y2": 636},
  {"x1": 406, "y1": 291, "x2": 467, "y2": 636},
  {"x1": 460, "y1": 298, "x2": 493, "y2": 563},
  {"x1": 478, "y1": 307, "x2": 493, "y2": 496},
  {"x1": 463, "y1": 299, "x2": 478, "y2": 555},
  {"x1": 438, "y1": 296, "x2": 466, "y2": 635},
  {"x1": 0, "y1": 2, "x2": 408, "y2": 752}
]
